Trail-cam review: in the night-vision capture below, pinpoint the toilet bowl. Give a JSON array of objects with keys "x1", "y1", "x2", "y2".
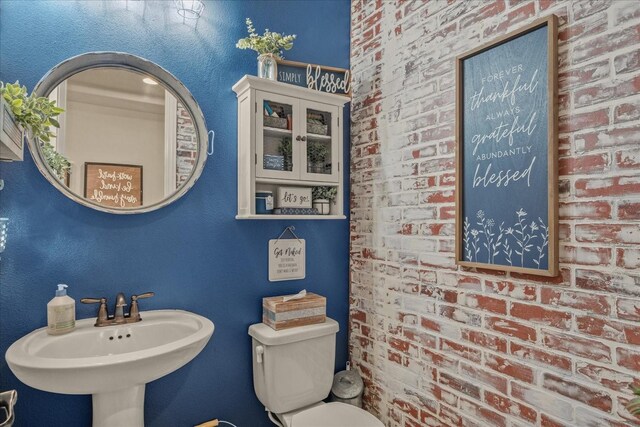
[
  {"x1": 248, "y1": 318, "x2": 383, "y2": 427},
  {"x1": 278, "y1": 401, "x2": 381, "y2": 427}
]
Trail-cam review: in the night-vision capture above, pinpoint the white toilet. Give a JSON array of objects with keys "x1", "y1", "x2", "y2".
[{"x1": 249, "y1": 318, "x2": 383, "y2": 427}]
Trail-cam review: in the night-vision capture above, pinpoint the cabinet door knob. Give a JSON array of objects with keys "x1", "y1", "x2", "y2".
[
  {"x1": 295, "y1": 135, "x2": 302, "y2": 141},
  {"x1": 300, "y1": 136, "x2": 307, "y2": 142}
]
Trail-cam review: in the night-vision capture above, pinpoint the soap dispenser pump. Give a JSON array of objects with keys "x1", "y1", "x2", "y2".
[{"x1": 47, "y1": 284, "x2": 76, "y2": 335}]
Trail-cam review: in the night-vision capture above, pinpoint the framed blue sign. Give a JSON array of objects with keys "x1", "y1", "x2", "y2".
[
  {"x1": 455, "y1": 15, "x2": 559, "y2": 276},
  {"x1": 276, "y1": 59, "x2": 351, "y2": 97}
]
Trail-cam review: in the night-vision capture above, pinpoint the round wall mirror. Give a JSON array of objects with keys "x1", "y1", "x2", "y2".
[{"x1": 30, "y1": 52, "x2": 209, "y2": 214}]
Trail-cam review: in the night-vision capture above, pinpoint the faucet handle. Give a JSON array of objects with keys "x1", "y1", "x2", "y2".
[
  {"x1": 132, "y1": 292, "x2": 154, "y2": 301},
  {"x1": 129, "y1": 292, "x2": 154, "y2": 321},
  {"x1": 81, "y1": 297, "x2": 107, "y2": 304},
  {"x1": 81, "y1": 297, "x2": 109, "y2": 326}
]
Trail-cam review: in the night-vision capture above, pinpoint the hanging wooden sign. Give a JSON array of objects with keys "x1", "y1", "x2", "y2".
[
  {"x1": 455, "y1": 15, "x2": 558, "y2": 276},
  {"x1": 276, "y1": 59, "x2": 351, "y2": 97},
  {"x1": 269, "y1": 238, "x2": 306, "y2": 282},
  {"x1": 84, "y1": 162, "x2": 143, "y2": 208}
]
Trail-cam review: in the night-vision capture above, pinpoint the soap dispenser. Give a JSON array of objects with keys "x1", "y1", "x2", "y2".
[{"x1": 47, "y1": 284, "x2": 75, "y2": 335}]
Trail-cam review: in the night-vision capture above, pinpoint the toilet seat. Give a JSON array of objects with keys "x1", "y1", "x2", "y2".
[{"x1": 290, "y1": 402, "x2": 383, "y2": 427}]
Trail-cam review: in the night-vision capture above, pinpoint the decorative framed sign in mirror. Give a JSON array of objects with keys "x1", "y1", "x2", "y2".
[{"x1": 29, "y1": 52, "x2": 209, "y2": 214}]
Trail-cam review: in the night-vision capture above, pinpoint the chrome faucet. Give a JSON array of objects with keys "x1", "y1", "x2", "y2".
[{"x1": 81, "y1": 292, "x2": 155, "y2": 327}]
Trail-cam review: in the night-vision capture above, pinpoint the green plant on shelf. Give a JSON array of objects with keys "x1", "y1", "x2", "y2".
[
  {"x1": 278, "y1": 137, "x2": 292, "y2": 171},
  {"x1": 1, "y1": 81, "x2": 64, "y2": 142},
  {"x1": 307, "y1": 141, "x2": 329, "y2": 173},
  {"x1": 312, "y1": 186, "x2": 337, "y2": 201}
]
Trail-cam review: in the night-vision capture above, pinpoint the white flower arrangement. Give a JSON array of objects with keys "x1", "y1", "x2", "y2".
[{"x1": 236, "y1": 18, "x2": 296, "y2": 58}]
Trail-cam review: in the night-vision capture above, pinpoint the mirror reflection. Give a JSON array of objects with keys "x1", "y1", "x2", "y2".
[{"x1": 44, "y1": 68, "x2": 197, "y2": 208}]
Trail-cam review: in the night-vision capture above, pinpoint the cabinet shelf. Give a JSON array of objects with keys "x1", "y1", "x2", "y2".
[
  {"x1": 306, "y1": 133, "x2": 332, "y2": 141},
  {"x1": 233, "y1": 75, "x2": 349, "y2": 220},
  {"x1": 263, "y1": 126, "x2": 292, "y2": 137},
  {"x1": 255, "y1": 177, "x2": 340, "y2": 186}
]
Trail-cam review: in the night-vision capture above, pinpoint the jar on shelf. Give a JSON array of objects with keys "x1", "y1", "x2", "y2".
[
  {"x1": 256, "y1": 191, "x2": 274, "y2": 214},
  {"x1": 257, "y1": 54, "x2": 278, "y2": 80}
]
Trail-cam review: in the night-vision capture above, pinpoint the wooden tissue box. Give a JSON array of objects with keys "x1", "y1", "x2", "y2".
[{"x1": 263, "y1": 292, "x2": 326, "y2": 330}]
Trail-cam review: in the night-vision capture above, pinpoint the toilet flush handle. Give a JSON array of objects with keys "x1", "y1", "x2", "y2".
[{"x1": 256, "y1": 345, "x2": 264, "y2": 364}]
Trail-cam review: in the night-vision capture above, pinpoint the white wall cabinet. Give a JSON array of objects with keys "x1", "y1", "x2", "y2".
[{"x1": 233, "y1": 76, "x2": 348, "y2": 219}]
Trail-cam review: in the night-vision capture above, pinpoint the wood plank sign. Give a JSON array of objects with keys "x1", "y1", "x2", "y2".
[
  {"x1": 277, "y1": 186, "x2": 312, "y2": 208},
  {"x1": 84, "y1": 162, "x2": 143, "y2": 208},
  {"x1": 276, "y1": 59, "x2": 351, "y2": 97},
  {"x1": 455, "y1": 16, "x2": 558, "y2": 276},
  {"x1": 269, "y1": 238, "x2": 306, "y2": 282}
]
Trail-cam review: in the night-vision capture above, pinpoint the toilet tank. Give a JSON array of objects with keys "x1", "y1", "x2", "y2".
[{"x1": 249, "y1": 318, "x2": 339, "y2": 414}]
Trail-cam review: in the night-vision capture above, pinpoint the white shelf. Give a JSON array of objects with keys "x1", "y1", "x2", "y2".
[
  {"x1": 263, "y1": 126, "x2": 292, "y2": 137},
  {"x1": 236, "y1": 214, "x2": 346, "y2": 220},
  {"x1": 256, "y1": 177, "x2": 340, "y2": 186},
  {"x1": 307, "y1": 133, "x2": 332, "y2": 141}
]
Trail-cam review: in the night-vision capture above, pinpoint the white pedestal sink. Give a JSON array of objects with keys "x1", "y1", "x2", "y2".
[{"x1": 5, "y1": 310, "x2": 214, "y2": 427}]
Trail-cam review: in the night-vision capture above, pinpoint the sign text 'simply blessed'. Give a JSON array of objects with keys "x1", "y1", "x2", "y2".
[{"x1": 277, "y1": 60, "x2": 351, "y2": 97}]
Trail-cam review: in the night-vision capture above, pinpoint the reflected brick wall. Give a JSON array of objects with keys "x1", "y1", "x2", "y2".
[{"x1": 176, "y1": 101, "x2": 197, "y2": 187}]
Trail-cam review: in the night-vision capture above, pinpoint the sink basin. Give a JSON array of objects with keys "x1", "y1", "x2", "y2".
[{"x1": 6, "y1": 309, "x2": 214, "y2": 427}]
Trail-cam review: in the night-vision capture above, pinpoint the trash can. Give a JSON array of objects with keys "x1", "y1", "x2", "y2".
[
  {"x1": 329, "y1": 363, "x2": 364, "y2": 408},
  {"x1": 0, "y1": 390, "x2": 17, "y2": 427}
]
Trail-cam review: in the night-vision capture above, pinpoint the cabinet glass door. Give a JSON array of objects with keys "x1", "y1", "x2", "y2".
[
  {"x1": 301, "y1": 101, "x2": 339, "y2": 182},
  {"x1": 255, "y1": 93, "x2": 299, "y2": 179}
]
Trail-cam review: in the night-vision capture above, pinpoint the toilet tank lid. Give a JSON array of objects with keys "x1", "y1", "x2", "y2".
[{"x1": 249, "y1": 318, "x2": 339, "y2": 346}]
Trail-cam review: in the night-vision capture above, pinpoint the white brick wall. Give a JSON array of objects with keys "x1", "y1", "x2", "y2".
[{"x1": 349, "y1": 1, "x2": 640, "y2": 426}]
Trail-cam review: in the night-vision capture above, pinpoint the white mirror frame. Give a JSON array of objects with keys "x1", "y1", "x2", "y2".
[{"x1": 30, "y1": 52, "x2": 209, "y2": 214}]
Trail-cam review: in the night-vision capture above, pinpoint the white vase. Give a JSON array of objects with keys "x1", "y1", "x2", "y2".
[
  {"x1": 257, "y1": 54, "x2": 278, "y2": 80},
  {"x1": 313, "y1": 199, "x2": 331, "y2": 215}
]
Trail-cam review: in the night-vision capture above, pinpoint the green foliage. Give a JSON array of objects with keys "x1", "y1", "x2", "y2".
[
  {"x1": 278, "y1": 137, "x2": 292, "y2": 171},
  {"x1": 40, "y1": 141, "x2": 71, "y2": 181},
  {"x1": 236, "y1": 18, "x2": 296, "y2": 57},
  {"x1": 307, "y1": 141, "x2": 329, "y2": 164},
  {"x1": 628, "y1": 386, "x2": 640, "y2": 417},
  {"x1": 312, "y1": 186, "x2": 337, "y2": 201},
  {"x1": 0, "y1": 81, "x2": 64, "y2": 143}
]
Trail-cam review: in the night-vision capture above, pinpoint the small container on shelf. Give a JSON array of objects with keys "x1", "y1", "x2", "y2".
[
  {"x1": 313, "y1": 199, "x2": 331, "y2": 215},
  {"x1": 307, "y1": 110, "x2": 329, "y2": 136},
  {"x1": 307, "y1": 122, "x2": 328, "y2": 136},
  {"x1": 264, "y1": 116, "x2": 288, "y2": 129},
  {"x1": 255, "y1": 191, "x2": 274, "y2": 214},
  {"x1": 263, "y1": 155, "x2": 285, "y2": 171}
]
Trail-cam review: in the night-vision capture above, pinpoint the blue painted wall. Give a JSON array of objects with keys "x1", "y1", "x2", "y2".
[{"x1": 0, "y1": 1, "x2": 350, "y2": 426}]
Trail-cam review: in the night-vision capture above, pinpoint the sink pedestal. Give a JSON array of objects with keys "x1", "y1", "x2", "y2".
[{"x1": 93, "y1": 385, "x2": 145, "y2": 427}]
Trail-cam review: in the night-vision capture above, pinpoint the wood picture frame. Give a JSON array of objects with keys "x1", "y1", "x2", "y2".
[
  {"x1": 84, "y1": 162, "x2": 143, "y2": 208},
  {"x1": 455, "y1": 15, "x2": 558, "y2": 277},
  {"x1": 276, "y1": 58, "x2": 351, "y2": 97}
]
